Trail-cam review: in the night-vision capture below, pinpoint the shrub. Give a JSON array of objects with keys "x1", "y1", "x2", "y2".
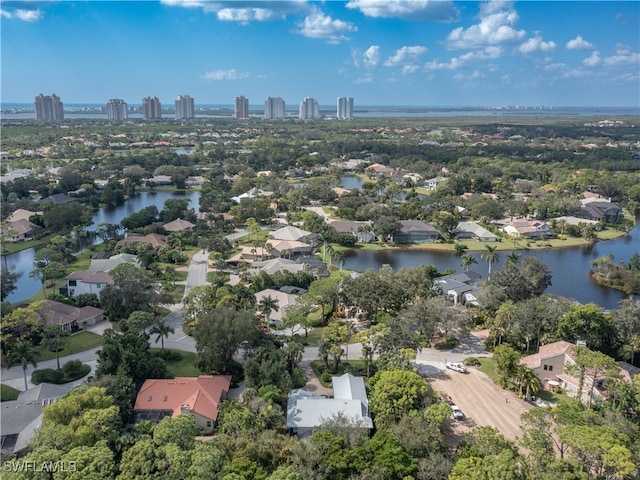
[
  {"x1": 155, "y1": 350, "x2": 183, "y2": 362},
  {"x1": 62, "y1": 359, "x2": 84, "y2": 377},
  {"x1": 291, "y1": 367, "x2": 308, "y2": 389},
  {"x1": 320, "y1": 372, "x2": 332, "y2": 384},
  {"x1": 434, "y1": 338, "x2": 459, "y2": 350},
  {"x1": 32, "y1": 369, "x2": 65, "y2": 384},
  {"x1": 463, "y1": 357, "x2": 481, "y2": 367},
  {"x1": 33, "y1": 361, "x2": 91, "y2": 384}
]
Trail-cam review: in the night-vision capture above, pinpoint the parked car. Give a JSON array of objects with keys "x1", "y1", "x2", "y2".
[
  {"x1": 450, "y1": 404, "x2": 464, "y2": 419},
  {"x1": 446, "y1": 361, "x2": 467, "y2": 373}
]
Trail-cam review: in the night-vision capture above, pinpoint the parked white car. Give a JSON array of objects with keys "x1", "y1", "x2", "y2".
[
  {"x1": 446, "y1": 362, "x2": 467, "y2": 373},
  {"x1": 450, "y1": 404, "x2": 464, "y2": 419}
]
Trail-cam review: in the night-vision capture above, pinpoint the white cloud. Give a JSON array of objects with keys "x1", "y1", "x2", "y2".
[
  {"x1": 201, "y1": 69, "x2": 249, "y2": 81},
  {"x1": 518, "y1": 35, "x2": 556, "y2": 54},
  {"x1": 161, "y1": 0, "x2": 308, "y2": 22},
  {"x1": 424, "y1": 47, "x2": 503, "y2": 71},
  {"x1": 566, "y1": 35, "x2": 594, "y2": 50},
  {"x1": 2, "y1": 8, "x2": 43, "y2": 22},
  {"x1": 296, "y1": 7, "x2": 357, "y2": 44},
  {"x1": 345, "y1": 0, "x2": 459, "y2": 22},
  {"x1": 445, "y1": 6, "x2": 525, "y2": 50},
  {"x1": 603, "y1": 44, "x2": 640, "y2": 67},
  {"x1": 583, "y1": 51, "x2": 601, "y2": 67},
  {"x1": 402, "y1": 64, "x2": 420, "y2": 74},
  {"x1": 354, "y1": 73, "x2": 374, "y2": 84},
  {"x1": 383, "y1": 46, "x2": 428, "y2": 67},
  {"x1": 363, "y1": 45, "x2": 381, "y2": 67}
]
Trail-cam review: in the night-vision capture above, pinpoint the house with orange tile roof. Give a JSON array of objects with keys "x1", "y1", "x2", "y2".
[
  {"x1": 133, "y1": 375, "x2": 232, "y2": 431},
  {"x1": 163, "y1": 218, "x2": 196, "y2": 232}
]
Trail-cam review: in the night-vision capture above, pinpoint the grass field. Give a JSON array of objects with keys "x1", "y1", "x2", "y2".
[
  {"x1": 35, "y1": 332, "x2": 104, "y2": 362},
  {"x1": 0, "y1": 384, "x2": 21, "y2": 402},
  {"x1": 151, "y1": 348, "x2": 201, "y2": 377}
]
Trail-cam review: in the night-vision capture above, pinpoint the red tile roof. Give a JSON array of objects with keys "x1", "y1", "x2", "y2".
[{"x1": 134, "y1": 376, "x2": 231, "y2": 422}]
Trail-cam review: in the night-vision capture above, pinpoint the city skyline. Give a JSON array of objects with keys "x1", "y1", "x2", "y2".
[{"x1": 2, "y1": 1, "x2": 639, "y2": 107}]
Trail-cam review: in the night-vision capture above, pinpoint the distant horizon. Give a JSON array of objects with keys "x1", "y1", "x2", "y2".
[{"x1": 2, "y1": 2, "x2": 638, "y2": 107}]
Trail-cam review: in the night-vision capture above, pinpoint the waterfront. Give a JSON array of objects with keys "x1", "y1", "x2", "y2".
[{"x1": 3, "y1": 189, "x2": 200, "y2": 304}]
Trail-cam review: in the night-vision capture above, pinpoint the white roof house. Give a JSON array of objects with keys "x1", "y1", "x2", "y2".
[
  {"x1": 270, "y1": 226, "x2": 315, "y2": 243},
  {"x1": 286, "y1": 373, "x2": 373, "y2": 438}
]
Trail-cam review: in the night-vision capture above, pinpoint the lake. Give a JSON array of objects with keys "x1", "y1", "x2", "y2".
[
  {"x1": 342, "y1": 222, "x2": 639, "y2": 310},
  {"x1": 4, "y1": 189, "x2": 200, "y2": 304}
]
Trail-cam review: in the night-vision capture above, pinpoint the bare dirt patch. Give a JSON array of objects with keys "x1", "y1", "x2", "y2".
[{"x1": 428, "y1": 368, "x2": 532, "y2": 446}]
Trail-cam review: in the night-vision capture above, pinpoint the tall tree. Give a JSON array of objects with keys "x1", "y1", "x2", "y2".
[
  {"x1": 194, "y1": 307, "x2": 261, "y2": 374},
  {"x1": 41, "y1": 324, "x2": 70, "y2": 370},
  {"x1": 257, "y1": 295, "x2": 279, "y2": 323},
  {"x1": 0, "y1": 266, "x2": 18, "y2": 301},
  {"x1": 482, "y1": 245, "x2": 499, "y2": 281},
  {"x1": 7, "y1": 340, "x2": 40, "y2": 390},
  {"x1": 100, "y1": 263, "x2": 160, "y2": 321},
  {"x1": 460, "y1": 253, "x2": 478, "y2": 273},
  {"x1": 149, "y1": 319, "x2": 175, "y2": 353}
]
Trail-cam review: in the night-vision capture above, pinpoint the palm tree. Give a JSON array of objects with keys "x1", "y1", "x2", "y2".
[
  {"x1": 150, "y1": 319, "x2": 175, "y2": 354},
  {"x1": 460, "y1": 253, "x2": 478, "y2": 273},
  {"x1": 482, "y1": 245, "x2": 499, "y2": 281},
  {"x1": 7, "y1": 340, "x2": 40, "y2": 390},
  {"x1": 332, "y1": 250, "x2": 346, "y2": 270},
  {"x1": 517, "y1": 366, "x2": 541, "y2": 400},
  {"x1": 258, "y1": 295, "x2": 279, "y2": 323},
  {"x1": 505, "y1": 252, "x2": 521, "y2": 264}
]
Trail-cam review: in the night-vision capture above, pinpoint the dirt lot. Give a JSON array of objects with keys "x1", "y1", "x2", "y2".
[{"x1": 427, "y1": 368, "x2": 533, "y2": 446}]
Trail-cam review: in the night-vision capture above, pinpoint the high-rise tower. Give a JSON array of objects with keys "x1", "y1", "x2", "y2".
[
  {"x1": 142, "y1": 96, "x2": 162, "y2": 120},
  {"x1": 264, "y1": 97, "x2": 285, "y2": 120},
  {"x1": 106, "y1": 99, "x2": 128, "y2": 121},
  {"x1": 175, "y1": 95, "x2": 195, "y2": 120},
  {"x1": 337, "y1": 97, "x2": 354, "y2": 120},
  {"x1": 235, "y1": 95, "x2": 249, "y2": 119},
  {"x1": 299, "y1": 97, "x2": 319, "y2": 120},
  {"x1": 34, "y1": 93, "x2": 64, "y2": 121}
]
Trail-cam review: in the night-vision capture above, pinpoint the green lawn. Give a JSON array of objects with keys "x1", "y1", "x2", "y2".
[
  {"x1": 537, "y1": 389, "x2": 575, "y2": 406},
  {"x1": 1, "y1": 237, "x2": 49, "y2": 256},
  {"x1": 477, "y1": 357, "x2": 500, "y2": 384},
  {"x1": 310, "y1": 359, "x2": 372, "y2": 387},
  {"x1": 35, "y1": 332, "x2": 104, "y2": 362},
  {"x1": 0, "y1": 384, "x2": 21, "y2": 402},
  {"x1": 151, "y1": 349, "x2": 201, "y2": 377}
]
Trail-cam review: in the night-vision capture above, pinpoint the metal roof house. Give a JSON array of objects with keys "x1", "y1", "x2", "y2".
[{"x1": 286, "y1": 373, "x2": 373, "y2": 438}]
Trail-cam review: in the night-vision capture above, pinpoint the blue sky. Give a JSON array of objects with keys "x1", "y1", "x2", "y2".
[{"x1": 1, "y1": 1, "x2": 639, "y2": 107}]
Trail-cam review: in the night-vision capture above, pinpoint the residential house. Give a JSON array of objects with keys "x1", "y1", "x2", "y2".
[
  {"x1": 580, "y1": 201, "x2": 623, "y2": 224},
  {"x1": 6, "y1": 209, "x2": 42, "y2": 223},
  {"x1": 64, "y1": 271, "x2": 114, "y2": 297},
  {"x1": 88, "y1": 253, "x2": 139, "y2": 272},
  {"x1": 254, "y1": 288, "x2": 301, "y2": 323},
  {"x1": 521, "y1": 341, "x2": 627, "y2": 403},
  {"x1": 163, "y1": 218, "x2": 196, "y2": 232},
  {"x1": 454, "y1": 221, "x2": 498, "y2": 242},
  {"x1": 266, "y1": 239, "x2": 314, "y2": 258},
  {"x1": 227, "y1": 246, "x2": 271, "y2": 264},
  {"x1": 332, "y1": 187, "x2": 351, "y2": 197},
  {"x1": 394, "y1": 220, "x2": 441, "y2": 243},
  {"x1": 1, "y1": 383, "x2": 69, "y2": 455},
  {"x1": 185, "y1": 176, "x2": 206, "y2": 187},
  {"x1": 146, "y1": 175, "x2": 173, "y2": 186},
  {"x1": 1, "y1": 219, "x2": 37, "y2": 242},
  {"x1": 39, "y1": 300, "x2": 105, "y2": 331},
  {"x1": 270, "y1": 226, "x2": 318, "y2": 244},
  {"x1": 500, "y1": 218, "x2": 556, "y2": 239},
  {"x1": 424, "y1": 176, "x2": 448, "y2": 191},
  {"x1": 435, "y1": 271, "x2": 482, "y2": 305},
  {"x1": 248, "y1": 258, "x2": 305, "y2": 276},
  {"x1": 38, "y1": 193, "x2": 76, "y2": 205},
  {"x1": 329, "y1": 220, "x2": 377, "y2": 243},
  {"x1": 133, "y1": 376, "x2": 232, "y2": 431},
  {"x1": 286, "y1": 373, "x2": 373, "y2": 438},
  {"x1": 118, "y1": 233, "x2": 168, "y2": 248},
  {"x1": 365, "y1": 163, "x2": 397, "y2": 179}
]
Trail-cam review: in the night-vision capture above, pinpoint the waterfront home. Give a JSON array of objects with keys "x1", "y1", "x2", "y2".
[
  {"x1": 579, "y1": 199, "x2": 623, "y2": 223},
  {"x1": 424, "y1": 176, "x2": 448, "y2": 191},
  {"x1": 88, "y1": 253, "x2": 139, "y2": 272},
  {"x1": 6, "y1": 208, "x2": 42, "y2": 223},
  {"x1": 1, "y1": 219, "x2": 37, "y2": 242},
  {"x1": 270, "y1": 226, "x2": 318, "y2": 244},
  {"x1": 454, "y1": 221, "x2": 498, "y2": 242},
  {"x1": 133, "y1": 376, "x2": 231, "y2": 432},
  {"x1": 227, "y1": 246, "x2": 271, "y2": 264},
  {"x1": 393, "y1": 220, "x2": 441, "y2": 243},
  {"x1": 435, "y1": 271, "x2": 482, "y2": 305},
  {"x1": 146, "y1": 175, "x2": 172, "y2": 186},
  {"x1": 286, "y1": 373, "x2": 373, "y2": 438},
  {"x1": 329, "y1": 220, "x2": 377, "y2": 243},
  {"x1": 64, "y1": 270, "x2": 114, "y2": 298},
  {"x1": 499, "y1": 218, "x2": 555, "y2": 239},
  {"x1": 247, "y1": 258, "x2": 305, "y2": 276}
]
